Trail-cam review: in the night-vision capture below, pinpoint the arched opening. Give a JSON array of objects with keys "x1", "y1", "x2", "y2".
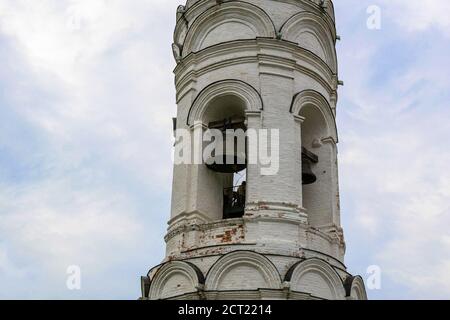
[
  {"x1": 203, "y1": 95, "x2": 246, "y2": 124},
  {"x1": 300, "y1": 104, "x2": 331, "y2": 227},
  {"x1": 202, "y1": 95, "x2": 248, "y2": 220}
]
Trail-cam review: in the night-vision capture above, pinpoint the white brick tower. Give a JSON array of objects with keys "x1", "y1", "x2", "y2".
[{"x1": 141, "y1": 0, "x2": 367, "y2": 300}]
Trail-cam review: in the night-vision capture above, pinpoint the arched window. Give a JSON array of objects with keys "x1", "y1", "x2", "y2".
[
  {"x1": 202, "y1": 95, "x2": 248, "y2": 220},
  {"x1": 186, "y1": 80, "x2": 262, "y2": 222},
  {"x1": 291, "y1": 90, "x2": 338, "y2": 228}
]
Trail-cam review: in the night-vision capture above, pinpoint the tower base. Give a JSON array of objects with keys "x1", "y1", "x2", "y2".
[{"x1": 141, "y1": 250, "x2": 367, "y2": 300}]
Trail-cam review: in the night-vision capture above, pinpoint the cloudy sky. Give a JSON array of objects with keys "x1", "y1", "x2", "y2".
[{"x1": 0, "y1": 0, "x2": 449, "y2": 299}]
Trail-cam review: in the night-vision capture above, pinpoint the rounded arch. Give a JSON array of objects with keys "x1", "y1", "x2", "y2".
[
  {"x1": 285, "y1": 258, "x2": 346, "y2": 300},
  {"x1": 187, "y1": 79, "x2": 263, "y2": 126},
  {"x1": 182, "y1": 1, "x2": 276, "y2": 57},
  {"x1": 281, "y1": 12, "x2": 337, "y2": 71},
  {"x1": 205, "y1": 251, "x2": 282, "y2": 291},
  {"x1": 149, "y1": 260, "x2": 204, "y2": 300},
  {"x1": 344, "y1": 275, "x2": 368, "y2": 300},
  {"x1": 290, "y1": 89, "x2": 338, "y2": 142}
]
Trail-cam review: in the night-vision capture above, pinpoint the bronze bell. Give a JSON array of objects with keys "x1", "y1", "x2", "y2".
[
  {"x1": 302, "y1": 147, "x2": 319, "y2": 185},
  {"x1": 205, "y1": 116, "x2": 247, "y2": 173}
]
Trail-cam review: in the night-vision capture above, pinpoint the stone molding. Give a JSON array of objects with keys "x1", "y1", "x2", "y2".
[
  {"x1": 284, "y1": 257, "x2": 346, "y2": 299},
  {"x1": 174, "y1": 39, "x2": 337, "y2": 103},
  {"x1": 148, "y1": 260, "x2": 205, "y2": 300},
  {"x1": 205, "y1": 251, "x2": 282, "y2": 291},
  {"x1": 280, "y1": 11, "x2": 337, "y2": 72},
  {"x1": 290, "y1": 89, "x2": 338, "y2": 142},
  {"x1": 145, "y1": 253, "x2": 354, "y2": 300},
  {"x1": 344, "y1": 275, "x2": 368, "y2": 300},
  {"x1": 186, "y1": 79, "x2": 263, "y2": 126},
  {"x1": 178, "y1": 1, "x2": 336, "y2": 43},
  {"x1": 181, "y1": 1, "x2": 276, "y2": 57}
]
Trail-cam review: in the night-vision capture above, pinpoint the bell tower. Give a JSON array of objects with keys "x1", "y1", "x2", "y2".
[{"x1": 141, "y1": 0, "x2": 367, "y2": 300}]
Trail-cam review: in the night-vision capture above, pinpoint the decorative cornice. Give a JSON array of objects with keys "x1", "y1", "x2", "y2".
[
  {"x1": 179, "y1": 1, "x2": 336, "y2": 35},
  {"x1": 175, "y1": 38, "x2": 335, "y2": 80},
  {"x1": 174, "y1": 38, "x2": 337, "y2": 103}
]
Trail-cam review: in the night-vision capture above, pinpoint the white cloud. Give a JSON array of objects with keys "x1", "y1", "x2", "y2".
[
  {"x1": 380, "y1": 0, "x2": 450, "y2": 36},
  {"x1": 0, "y1": 0, "x2": 178, "y2": 186},
  {"x1": 0, "y1": 175, "x2": 147, "y2": 298},
  {"x1": 0, "y1": 177, "x2": 141, "y2": 270},
  {"x1": 338, "y1": 3, "x2": 450, "y2": 298},
  {"x1": 0, "y1": 0, "x2": 180, "y2": 298},
  {"x1": 378, "y1": 208, "x2": 450, "y2": 299}
]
